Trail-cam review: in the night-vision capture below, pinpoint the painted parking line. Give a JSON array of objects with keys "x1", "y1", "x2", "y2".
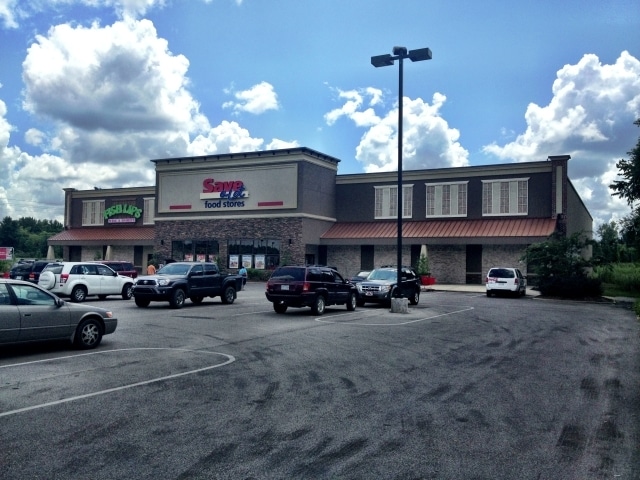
[
  {"x1": 315, "y1": 305, "x2": 474, "y2": 326},
  {"x1": 0, "y1": 348, "x2": 235, "y2": 418}
]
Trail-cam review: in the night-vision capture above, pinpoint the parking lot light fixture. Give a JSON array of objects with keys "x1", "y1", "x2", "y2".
[{"x1": 371, "y1": 45, "x2": 432, "y2": 296}]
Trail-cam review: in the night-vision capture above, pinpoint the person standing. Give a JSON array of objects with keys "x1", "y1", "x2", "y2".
[
  {"x1": 147, "y1": 263, "x2": 156, "y2": 275},
  {"x1": 239, "y1": 265, "x2": 247, "y2": 289}
]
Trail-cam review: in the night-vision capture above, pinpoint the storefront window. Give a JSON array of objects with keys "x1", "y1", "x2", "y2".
[
  {"x1": 227, "y1": 239, "x2": 280, "y2": 269},
  {"x1": 171, "y1": 240, "x2": 219, "y2": 263}
]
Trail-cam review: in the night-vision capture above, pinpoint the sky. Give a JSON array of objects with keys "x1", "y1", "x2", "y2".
[{"x1": 0, "y1": 0, "x2": 639, "y2": 231}]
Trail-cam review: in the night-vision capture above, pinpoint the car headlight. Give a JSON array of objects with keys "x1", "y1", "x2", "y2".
[
  {"x1": 382, "y1": 285, "x2": 392, "y2": 292},
  {"x1": 157, "y1": 278, "x2": 170, "y2": 286},
  {"x1": 356, "y1": 284, "x2": 363, "y2": 292}
]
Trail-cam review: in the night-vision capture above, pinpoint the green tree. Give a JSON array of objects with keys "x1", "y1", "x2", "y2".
[
  {"x1": 592, "y1": 221, "x2": 620, "y2": 264},
  {"x1": 523, "y1": 232, "x2": 602, "y2": 297},
  {"x1": 0, "y1": 217, "x2": 20, "y2": 250},
  {"x1": 610, "y1": 118, "x2": 640, "y2": 204}
]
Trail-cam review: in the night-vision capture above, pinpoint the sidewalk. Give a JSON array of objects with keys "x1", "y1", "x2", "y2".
[{"x1": 424, "y1": 283, "x2": 541, "y2": 296}]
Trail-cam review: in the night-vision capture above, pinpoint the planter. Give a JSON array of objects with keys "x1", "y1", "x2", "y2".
[{"x1": 420, "y1": 275, "x2": 436, "y2": 286}]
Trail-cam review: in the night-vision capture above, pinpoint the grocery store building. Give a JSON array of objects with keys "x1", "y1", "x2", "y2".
[{"x1": 47, "y1": 148, "x2": 592, "y2": 283}]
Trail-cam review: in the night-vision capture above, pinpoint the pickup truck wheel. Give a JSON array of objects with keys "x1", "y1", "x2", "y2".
[
  {"x1": 122, "y1": 283, "x2": 133, "y2": 300},
  {"x1": 346, "y1": 292, "x2": 357, "y2": 311},
  {"x1": 273, "y1": 301, "x2": 288, "y2": 314},
  {"x1": 190, "y1": 296, "x2": 204, "y2": 304},
  {"x1": 169, "y1": 289, "x2": 186, "y2": 309},
  {"x1": 409, "y1": 289, "x2": 420, "y2": 305},
  {"x1": 311, "y1": 295, "x2": 326, "y2": 315},
  {"x1": 221, "y1": 286, "x2": 236, "y2": 304},
  {"x1": 135, "y1": 298, "x2": 150, "y2": 307},
  {"x1": 71, "y1": 285, "x2": 87, "y2": 303}
]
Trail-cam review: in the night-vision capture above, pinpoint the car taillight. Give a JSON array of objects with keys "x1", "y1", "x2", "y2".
[
  {"x1": 302, "y1": 282, "x2": 310, "y2": 291},
  {"x1": 61, "y1": 273, "x2": 69, "y2": 284},
  {"x1": 515, "y1": 278, "x2": 519, "y2": 284},
  {"x1": 29, "y1": 272, "x2": 35, "y2": 280}
]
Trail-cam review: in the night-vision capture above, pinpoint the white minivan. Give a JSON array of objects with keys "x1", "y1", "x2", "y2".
[{"x1": 486, "y1": 267, "x2": 526, "y2": 297}]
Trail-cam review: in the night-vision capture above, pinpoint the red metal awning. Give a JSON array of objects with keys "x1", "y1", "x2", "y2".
[
  {"x1": 321, "y1": 218, "x2": 557, "y2": 240},
  {"x1": 48, "y1": 227, "x2": 155, "y2": 245}
]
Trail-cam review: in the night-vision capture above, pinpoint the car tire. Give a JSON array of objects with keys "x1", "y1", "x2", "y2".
[
  {"x1": 74, "y1": 318, "x2": 103, "y2": 349},
  {"x1": 39, "y1": 271, "x2": 56, "y2": 290},
  {"x1": 346, "y1": 292, "x2": 357, "y2": 311},
  {"x1": 71, "y1": 285, "x2": 87, "y2": 303},
  {"x1": 486, "y1": 291, "x2": 492, "y2": 297},
  {"x1": 169, "y1": 289, "x2": 186, "y2": 309},
  {"x1": 311, "y1": 295, "x2": 326, "y2": 315},
  {"x1": 135, "y1": 298, "x2": 150, "y2": 308},
  {"x1": 190, "y1": 296, "x2": 204, "y2": 304},
  {"x1": 221, "y1": 286, "x2": 236, "y2": 304},
  {"x1": 122, "y1": 283, "x2": 133, "y2": 300},
  {"x1": 273, "y1": 301, "x2": 288, "y2": 314},
  {"x1": 409, "y1": 289, "x2": 420, "y2": 306}
]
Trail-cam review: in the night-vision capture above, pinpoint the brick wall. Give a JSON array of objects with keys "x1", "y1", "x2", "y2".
[
  {"x1": 154, "y1": 217, "x2": 305, "y2": 266},
  {"x1": 482, "y1": 245, "x2": 527, "y2": 279}
]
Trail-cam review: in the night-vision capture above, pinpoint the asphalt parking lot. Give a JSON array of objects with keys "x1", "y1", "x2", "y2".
[{"x1": 1, "y1": 283, "x2": 639, "y2": 479}]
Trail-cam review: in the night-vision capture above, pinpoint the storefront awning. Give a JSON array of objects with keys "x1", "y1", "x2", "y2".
[
  {"x1": 48, "y1": 227, "x2": 156, "y2": 245},
  {"x1": 320, "y1": 218, "x2": 558, "y2": 244}
]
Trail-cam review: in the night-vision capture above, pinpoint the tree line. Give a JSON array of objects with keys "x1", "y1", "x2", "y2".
[{"x1": 0, "y1": 216, "x2": 64, "y2": 260}]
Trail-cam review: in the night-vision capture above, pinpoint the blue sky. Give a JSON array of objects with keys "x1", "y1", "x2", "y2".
[{"x1": 0, "y1": 0, "x2": 639, "y2": 229}]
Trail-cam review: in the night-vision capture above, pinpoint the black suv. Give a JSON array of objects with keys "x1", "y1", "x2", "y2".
[
  {"x1": 265, "y1": 265, "x2": 358, "y2": 315},
  {"x1": 9, "y1": 260, "x2": 51, "y2": 283},
  {"x1": 356, "y1": 266, "x2": 421, "y2": 307}
]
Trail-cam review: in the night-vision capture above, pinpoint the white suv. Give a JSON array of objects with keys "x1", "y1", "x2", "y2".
[{"x1": 38, "y1": 262, "x2": 134, "y2": 302}]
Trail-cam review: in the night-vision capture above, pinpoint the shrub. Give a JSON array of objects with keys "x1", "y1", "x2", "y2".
[
  {"x1": 538, "y1": 276, "x2": 603, "y2": 298},
  {"x1": 247, "y1": 268, "x2": 273, "y2": 281},
  {"x1": 593, "y1": 263, "x2": 640, "y2": 293}
]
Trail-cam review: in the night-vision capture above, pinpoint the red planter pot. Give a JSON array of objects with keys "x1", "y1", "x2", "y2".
[{"x1": 420, "y1": 275, "x2": 436, "y2": 286}]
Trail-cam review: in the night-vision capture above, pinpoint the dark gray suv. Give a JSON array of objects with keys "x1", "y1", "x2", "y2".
[
  {"x1": 356, "y1": 266, "x2": 421, "y2": 307},
  {"x1": 265, "y1": 265, "x2": 358, "y2": 315}
]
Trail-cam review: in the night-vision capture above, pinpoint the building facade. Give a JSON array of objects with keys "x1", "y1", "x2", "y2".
[{"x1": 48, "y1": 149, "x2": 592, "y2": 283}]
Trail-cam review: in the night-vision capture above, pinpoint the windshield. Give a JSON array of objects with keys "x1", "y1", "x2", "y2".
[
  {"x1": 157, "y1": 263, "x2": 191, "y2": 276},
  {"x1": 368, "y1": 269, "x2": 396, "y2": 281}
]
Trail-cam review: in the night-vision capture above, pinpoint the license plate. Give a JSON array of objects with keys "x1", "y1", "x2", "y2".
[
  {"x1": 281, "y1": 285, "x2": 289, "y2": 291},
  {"x1": 16, "y1": 276, "x2": 22, "y2": 280},
  {"x1": 366, "y1": 292, "x2": 373, "y2": 296}
]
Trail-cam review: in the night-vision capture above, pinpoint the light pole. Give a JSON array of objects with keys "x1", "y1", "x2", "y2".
[{"x1": 371, "y1": 46, "x2": 432, "y2": 297}]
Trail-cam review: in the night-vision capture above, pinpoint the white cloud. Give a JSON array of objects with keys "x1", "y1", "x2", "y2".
[
  {"x1": 266, "y1": 138, "x2": 300, "y2": 150},
  {"x1": 324, "y1": 88, "x2": 382, "y2": 127},
  {"x1": 187, "y1": 120, "x2": 264, "y2": 156},
  {"x1": 23, "y1": 18, "x2": 205, "y2": 135},
  {"x1": 0, "y1": 0, "x2": 18, "y2": 28},
  {"x1": 326, "y1": 88, "x2": 469, "y2": 173},
  {"x1": 483, "y1": 51, "x2": 640, "y2": 226},
  {"x1": 222, "y1": 81, "x2": 280, "y2": 115}
]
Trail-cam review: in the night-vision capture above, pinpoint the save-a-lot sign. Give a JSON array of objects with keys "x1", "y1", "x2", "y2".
[{"x1": 0, "y1": 247, "x2": 14, "y2": 260}]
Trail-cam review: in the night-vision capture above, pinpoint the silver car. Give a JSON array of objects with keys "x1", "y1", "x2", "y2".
[{"x1": 0, "y1": 278, "x2": 117, "y2": 349}]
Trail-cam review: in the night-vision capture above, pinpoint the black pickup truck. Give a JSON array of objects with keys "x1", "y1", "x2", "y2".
[{"x1": 131, "y1": 261, "x2": 242, "y2": 308}]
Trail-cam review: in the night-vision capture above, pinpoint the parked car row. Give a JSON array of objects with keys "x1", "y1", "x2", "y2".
[{"x1": 1, "y1": 258, "x2": 527, "y2": 350}]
